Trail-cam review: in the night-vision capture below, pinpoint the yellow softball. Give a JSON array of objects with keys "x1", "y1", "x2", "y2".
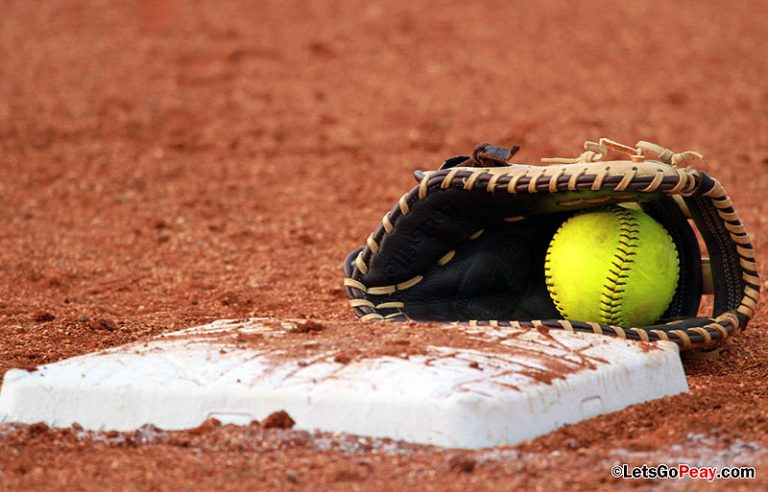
[{"x1": 545, "y1": 205, "x2": 679, "y2": 327}]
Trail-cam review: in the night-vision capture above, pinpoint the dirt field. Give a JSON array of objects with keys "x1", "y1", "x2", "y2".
[{"x1": 2, "y1": 0, "x2": 768, "y2": 489}]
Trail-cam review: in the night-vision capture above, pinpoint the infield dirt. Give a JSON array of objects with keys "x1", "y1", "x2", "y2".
[{"x1": 1, "y1": 0, "x2": 768, "y2": 490}]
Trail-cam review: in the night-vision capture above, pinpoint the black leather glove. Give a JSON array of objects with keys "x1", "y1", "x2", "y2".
[{"x1": 343, "y1": 138, "x2": 759, "y2": 350}]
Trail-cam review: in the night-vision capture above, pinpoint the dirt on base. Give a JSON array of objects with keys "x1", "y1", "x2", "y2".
[
  {"x1": 161, "y1": 319, "x2": 614, "y2": 378},
  {"x1": 2, "y1": 0, "x2": 768, "y2": 490}
]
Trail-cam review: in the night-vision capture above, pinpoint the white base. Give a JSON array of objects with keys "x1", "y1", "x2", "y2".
[{"x1": 0, "y1": 318, "x2": 688, "y2": 449}]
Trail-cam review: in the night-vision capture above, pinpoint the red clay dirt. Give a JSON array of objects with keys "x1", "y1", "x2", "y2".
[{"x1": 2, "y1": 0, "x2": 768, "y2": 490}]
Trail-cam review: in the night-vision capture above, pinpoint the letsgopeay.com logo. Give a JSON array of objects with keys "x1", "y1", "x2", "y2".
[{"x1": 611, "y1": 463, "x2": 756, "y2": 482}]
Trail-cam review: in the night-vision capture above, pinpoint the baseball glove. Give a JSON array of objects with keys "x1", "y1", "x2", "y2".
[{"x1": 343, "y1": 138, "x2": 760, "y2": 351}]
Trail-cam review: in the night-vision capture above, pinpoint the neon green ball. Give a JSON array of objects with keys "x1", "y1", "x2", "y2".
[{"x1": 545, "y1": 205, "x2": 679, "y2": 327}]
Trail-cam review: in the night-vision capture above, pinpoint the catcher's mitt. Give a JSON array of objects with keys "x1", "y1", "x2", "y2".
[{"x1": 343, "y1": 138, "x2": 760, "y2": 351}]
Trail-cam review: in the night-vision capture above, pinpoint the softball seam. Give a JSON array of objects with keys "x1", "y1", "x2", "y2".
[
  {"x1": 598, "y1": 208, "x2": 640, "y2": 325},
  {"x1": 544, "y1": 233, "x2": 569, "y2": 319}
]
